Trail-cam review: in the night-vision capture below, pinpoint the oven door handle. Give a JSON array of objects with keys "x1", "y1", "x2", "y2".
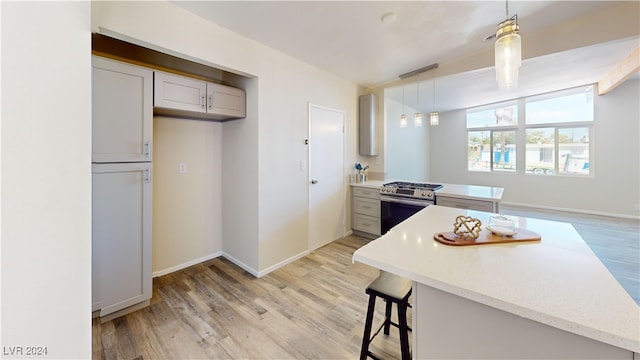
[{"x1": 380, "y1": 195, "x2": 433, "y2": 207}]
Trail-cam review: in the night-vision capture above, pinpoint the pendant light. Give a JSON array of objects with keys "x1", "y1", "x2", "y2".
[
  {"x1": 400, "y1": 85, "x2": 407, "y2": 128},
  {"x1": 495, "y1": 0, "x2": 521, "y2": 90},
  {"x1": 414, "y1": 82, "x2": 423, "y2": 127},
  {"x1": 429, "y1": 78, "x2": 439, "y2": 126}
]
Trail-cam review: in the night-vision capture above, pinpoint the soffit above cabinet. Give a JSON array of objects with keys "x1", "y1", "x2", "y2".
[
  {"x1": 92, "y1": 33, "x2": 246, "y2": 121},
  {"x1": 92, "y1": 33, "x2": 228, "y2": 85}
]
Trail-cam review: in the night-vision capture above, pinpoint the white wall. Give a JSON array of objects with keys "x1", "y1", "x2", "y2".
[
  {"x1": 1, "y1": 2, "x2": 92, "y2": 357},
  {"x1": 153, "y1": 117, "x2": 223, "y2": 275},
  {"x1": 429, "y1": 79, "x2": 640, "y2": 218},
  {"x1": 91, "y1": 1, "x2": 360, "y2": 275},
  {"x1": 385, "y1": 95, "x2": 431, "y2": 182}
]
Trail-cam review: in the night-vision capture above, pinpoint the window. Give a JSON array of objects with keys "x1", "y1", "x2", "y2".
[
  {"x1": 467, "y1": 103, "x2": 517, "y2": 173},
  {"x1": 525, "y1": 86, "x2": 593, "y2": 175},
  {"x1": 467, "y1": 85, "x2": 594, "y2": 175}
]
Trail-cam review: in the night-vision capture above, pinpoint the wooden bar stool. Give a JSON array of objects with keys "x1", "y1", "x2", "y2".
[{"x1": 360, "y1": 271, "x2": 412, "y2": 360}]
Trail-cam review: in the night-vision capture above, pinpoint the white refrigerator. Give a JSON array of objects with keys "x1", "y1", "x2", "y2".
[{"x1": 91, "y1": 56, "x2": 153, "y2": 316}]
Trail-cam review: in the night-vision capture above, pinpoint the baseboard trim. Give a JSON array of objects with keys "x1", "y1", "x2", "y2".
[
  {"x1": 152, "y1": 251, "x2": 223, "y2": 278},
  {"x1": 152, "y1": 245, "x2": 340, "y2": 280},
  {"x1": 220, "y1": 252, "x2": 260, "y2": 277},
  {"x1": 255, "y1": 250, "x2": 310, "y2": 278},
  {"x1": 501, "y1": 201, "x2": 640, "y2": 220}
]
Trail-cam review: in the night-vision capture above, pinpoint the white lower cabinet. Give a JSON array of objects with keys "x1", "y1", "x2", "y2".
[
  {"x1": 92, "y1": 163, "x2": 152, "y2": 316},
  {"x1": 436, "y1": 195, "x2": 498, "y2": 213},
  {"x1": 352, "y1": 187, "x2": 381, "y2": 237}
]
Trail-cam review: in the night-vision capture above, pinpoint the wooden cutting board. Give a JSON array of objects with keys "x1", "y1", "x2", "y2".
[{"x1": 434, "y1": 228, "x2": 541, "y2": 246}]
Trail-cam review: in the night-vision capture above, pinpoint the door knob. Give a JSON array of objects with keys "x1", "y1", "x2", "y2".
[{"x1": 311, "y1": 179, "x2": 318, "y2": 184}]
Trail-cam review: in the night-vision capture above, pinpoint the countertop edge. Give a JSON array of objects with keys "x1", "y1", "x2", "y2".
[
  {"x1": 352, "y1": 246, "x2": 640, "y2": 354},
  {"x1": 349, "y1": 181, "x2": 505, "y2": 202}
]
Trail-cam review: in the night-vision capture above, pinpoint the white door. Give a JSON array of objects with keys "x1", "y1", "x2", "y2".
[{"x1": 309, "y1": 104, "x2": 345, "y2": 250}]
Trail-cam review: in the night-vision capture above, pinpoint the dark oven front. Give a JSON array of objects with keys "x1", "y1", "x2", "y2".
[{"x1": 380, "y1": 195, "x2": 433, "y2": 234}]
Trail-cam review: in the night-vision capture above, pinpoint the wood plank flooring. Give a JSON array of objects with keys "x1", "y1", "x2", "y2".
[
  {"x1": 93, "y1": 206, "x2": 639, "y2": 359},
  {"x1": 93, "y1": 236, "x2": 409, "y2": 360},
  {"x1": 500, "y1": 204, "x2": 640, "y2": 304}
]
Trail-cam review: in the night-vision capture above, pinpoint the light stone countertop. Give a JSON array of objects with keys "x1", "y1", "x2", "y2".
[
  {"x1": 352, "y1": 205, "x2": 640, "y2": 353},
  {"x1": 350, "y1": 181, "x2": 504, "y2": 202}
]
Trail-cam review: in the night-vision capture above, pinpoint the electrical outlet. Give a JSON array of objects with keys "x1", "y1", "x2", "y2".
[
  {"x1": 179, "y1": 162, "x2": 187, "y2": 174},
  {"x1": 635, "y1": 204, "x2": 640, "y2": 212}
]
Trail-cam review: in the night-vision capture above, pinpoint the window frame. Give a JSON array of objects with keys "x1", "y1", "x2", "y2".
[{"x1": 466, "y1": 85, "x2": 594, "y2": 176}]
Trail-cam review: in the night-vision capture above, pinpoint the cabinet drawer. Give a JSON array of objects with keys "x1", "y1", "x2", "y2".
[
  {"x1": 436, "y1": 196, "x2": 495, "y2": 212},
  {"x1": 353, "y1": 213, "x2": 381, "y2": 236},
  {"x1": 353, "y1": 187, "x2": 380, "y2": 199},
  {"x1": 354, "y1": 197, "x2": 380, "y2": 217}
]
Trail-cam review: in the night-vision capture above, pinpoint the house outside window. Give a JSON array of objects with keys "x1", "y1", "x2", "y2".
[
  {"x1": 467, "y1": 85, "x2": 594, "y2": 176},
  {"x1": 467, "y1": 102, "x2": 518, "y2": 172}
]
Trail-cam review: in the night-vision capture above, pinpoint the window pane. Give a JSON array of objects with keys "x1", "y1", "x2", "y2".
[
  {"x1": 467, "y1": 103, "x2": 518, "y2": 128},
  {"x1": 526, "y1": 128, "x2": 555, "y2": 174},
  {"x1": 526, "y1": 86, "x2": 594, "y2": 125},
  {"x1": 468, "y1": 131, "x2": 490, "y2": 171},
  {"x1": 558, "y1": 127, "x2": 590, "y2": 174},
  {"x1": 492, "y1": 131, "x2": 516, "y2": 172}
]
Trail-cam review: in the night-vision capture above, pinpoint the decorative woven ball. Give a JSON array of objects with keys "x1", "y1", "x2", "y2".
[{"x1": 453, "y1": 215, "x2": 483, "y2": 239}]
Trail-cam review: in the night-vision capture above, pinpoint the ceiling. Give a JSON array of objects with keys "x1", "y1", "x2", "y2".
[{"x1": 172, "y1": 1, "x2": 639, "y2": 113}]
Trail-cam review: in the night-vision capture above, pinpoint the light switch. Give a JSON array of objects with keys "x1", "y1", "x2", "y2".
[{"x1": 179, "y1": 162, "x2": 187, "y2": 174}]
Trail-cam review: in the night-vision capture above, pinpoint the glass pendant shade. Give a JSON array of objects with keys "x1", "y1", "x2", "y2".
[
  {"x1": 495, "y1": 17, "x2": 521, "y2": 90},
  {"x1": 400, "y1": 114, "x2": 408, "y2": 128},
  {"x1": 429, "y1": 112, "x2": 439, "y2": 126},
  {"x1": 414, "y1": 112, "x2": 423, "y2": 127}
]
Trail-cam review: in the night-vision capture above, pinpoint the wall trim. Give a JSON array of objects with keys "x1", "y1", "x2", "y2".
[
  {"x1": 255, "y1": 250, "x2": 311, "y2": 278},
  {"x1": 501, "y1": 201, "x2": 640, "y2": 220},
  {"x1": 153, "y1": 243, "x2": 361, "y2": 279},
  {"x1": 152, "y1": 251, "x2": 223, "y2": 277}
]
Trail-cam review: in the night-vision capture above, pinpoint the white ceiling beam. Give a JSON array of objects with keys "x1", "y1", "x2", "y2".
[{"x1": 597, "y1": 46, "x2": 640, "y2": 95}]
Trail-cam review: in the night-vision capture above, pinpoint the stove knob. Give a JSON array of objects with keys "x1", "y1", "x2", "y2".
[{"x1": 421, "y1": 192, "x2": 427, "y2": 197}]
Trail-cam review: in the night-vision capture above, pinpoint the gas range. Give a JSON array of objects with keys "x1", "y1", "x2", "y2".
[{"x1": 380, "y1": 181, "x2": 443, "y2": 200}]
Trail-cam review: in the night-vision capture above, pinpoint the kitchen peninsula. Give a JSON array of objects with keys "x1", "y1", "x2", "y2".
[{"x1": 353, "y1": 205, "x2": 639, "y2": 359}]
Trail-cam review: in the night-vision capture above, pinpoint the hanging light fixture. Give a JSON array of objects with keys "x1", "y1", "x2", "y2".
[
  {"x1": 495, "y1": 0, "x2": 521, "y2": 90},
  {"x1": 400, "y1": 85, "x2": 407, "y2": 128},
  {"x1": 429, "y1": 78, "x2": 439, "y2": 126},
  {"x1": 414, "y1": 82, "x2": 423, "y2": 127}
]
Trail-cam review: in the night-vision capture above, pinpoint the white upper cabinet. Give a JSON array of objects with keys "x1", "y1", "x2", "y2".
[
  {"x1": 92, "y1": 56, "x2": 153, "y2": 163},
  {"x1": 154, "y1": 71, "x2": 246, "y2": 121}
]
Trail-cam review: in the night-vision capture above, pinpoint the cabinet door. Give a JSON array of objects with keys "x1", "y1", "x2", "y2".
[
  {"x1": 92, "y1": 56, "x2": 152, "y2": 163},
  {"x1": 206, "y1": 82, "x2": 246, "y2": 118},
  {"x1": 353, "y1": 214, "x2": 381, "y2": 236},
  {"x1": 354, "y1": 197, "x2": 380, "y2": 217},
  {"x1": 154, "y1": 71, "x2": 207, "y2": 113},
  {"x1": 92, "y1": 163, "x2": 152, "y2": 316},
  {"x1": 436, "y1": 196, "x2": 495, "y2": 212}
]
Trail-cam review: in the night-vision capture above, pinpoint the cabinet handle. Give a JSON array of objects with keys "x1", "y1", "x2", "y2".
[
  {"x1": 207, "y1": 95, "x2": 212, "y2": 110},
  {"x1": 143, "y1": 141, "x2": 150, "y2": 157},
  {"x1": 143, "y1": 169, "x2": 150, "y2": 183},
  {"x1": 201, "y1": 95, "x2": 206, "y2": 109}
]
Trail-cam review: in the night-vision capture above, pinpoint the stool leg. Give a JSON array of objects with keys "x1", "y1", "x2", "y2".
[
  {"x1": 383, "y1": 299, "x2": 392, "y2": 335},
  {"x1": 360, "y1": 293, "x2": 377, "y2": 360},
  {"x1": 397, "y1": 301, "x2": 410, "y2": 360}
]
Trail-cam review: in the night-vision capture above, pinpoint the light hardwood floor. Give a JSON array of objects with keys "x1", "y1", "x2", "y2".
[
  {"x1": 93, "y1": 236, "x2": 408, "y2": 360},
  {"x1": 500, "y1": 204, "x2": 639, "y2": 304},
  {"x1": 93, "y1": 206, "x2": 639, "y2": 359}
]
